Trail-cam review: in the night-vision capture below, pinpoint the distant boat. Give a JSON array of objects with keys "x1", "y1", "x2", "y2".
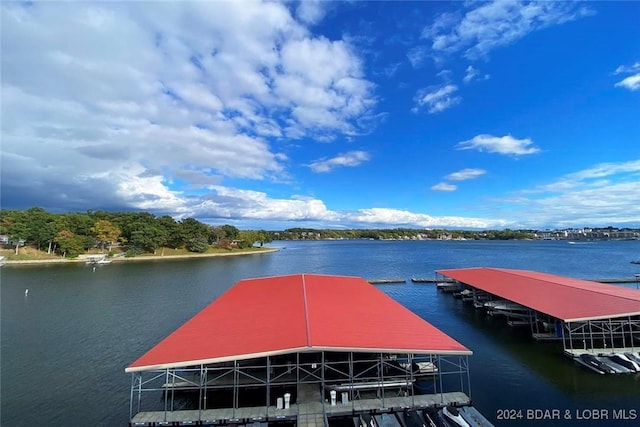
[
  {"x1": 630, "y1": 260, "x2": 640, "y2": 265},
  {"x1": 86, "y1": 255, "x2": 112, "y2": 265},
  {"x1": 0, "y1": 256, "x2": 5, "y2": 267}
]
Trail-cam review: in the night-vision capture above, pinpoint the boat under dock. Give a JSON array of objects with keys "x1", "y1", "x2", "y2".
[{"x1": 564, "y1": 347, "x2": 640, "y2": 357}]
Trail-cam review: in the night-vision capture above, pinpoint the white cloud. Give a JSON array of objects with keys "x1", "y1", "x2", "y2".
[
  {"x1": 436, "y1": 69, "x2": 453, "y2": 81},
  {"x1": 530, "y1": 160, "x2": 640, "y2": 194},
  {"x1": 191, "y1": 186, "x2": 341, "y2": 222},
  {"x1": 295, "y1": 0, "x2": 327, "y2": 25},
  {"x1": 463, "y1": 65, "x2": 490, "y2": 83},
  {"x1": 423, "y1": 1, "x2": 594, "y2": 60},
  {"x1": 413, "y1": 84, "x2": 461, "y2": 114},
  {"x1": 349, "y1": 208, "x2": 507, "y2": 229},
  {"x1": 614, "y1": 61, "x2": 640, "y2": 91},
  {"x1": 431, "y1": 182, "x2": 458, "y2": 191},
  {"x1": 177, "y1": 187, "x2": 509, "y2": 230},
  {"x1": 614, "y1": 74, "x2": 640, "y2": 91},
  {"x1": 498, "y1": 160, "x2": 640, "y2": 228},
  {"x1": 1, "y1": 1, "x2": 377, "y2": 212},
  {"x1": 407, "y1": 46, "x2": 429, "y2": 68},
  {"x1": 615, "y1": 73, "x2": 640, "y2": 90},
  {"x1": 446, "y1": 168, "x2": 487, "y2": 181},
  {"x1": 614, "y1": 62, "x2": 640, "y2": 74},
  {"x1": 309, "y1": 151, "x2": 371, "y2": 173},
  {"x1": 456, "y1": 134, "x2": 540, "y2": 156}
]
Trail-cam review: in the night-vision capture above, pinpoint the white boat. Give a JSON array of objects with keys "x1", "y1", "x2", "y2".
[
  {"x1": 625, "y1": 352, "x2": 640, "y2": 366},
  {"x1": 442, "y1": 406, "x2": 471, "y2": 427},
  {"x1": 574, "y1": 354, "x2": 609, "y2": 374},
  {"x1": 484, "y1": 300, "x2": 525, "y2": 311},
  {"x1": 484, "y1": 300, "x2": 530, "y2": 317},
  {"x1": 86, "y1": 255, "x2": 112, "y2": 265},
  {"x1": 358, "y1": 413, "x2": 377, "y2": 427},
  {"x1": 0, "y1": 256, "x2": 5, "y2": 267},
  {"x1": 436, "y1": 282, "x2": 462, "y2": 293},
  {"x1": 483, "y1": 299, "x2": 508, "y2": 309},
  {"x1": 597, "y1": 355, "x2": 633, "y2": 374},
  {"x1": 398, "y1": 361, "x2": 438, "y2": 375},
  {"x1": 458, "y1": 406, "x2": 495, "y2": 427},
  {"x1": 606, "y1": 354, "x2": 639, "y2": 372}
]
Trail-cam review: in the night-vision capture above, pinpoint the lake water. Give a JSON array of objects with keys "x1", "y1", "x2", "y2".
[{"x1": 1, "y1": 239, "x2": 640, "y2": 426}]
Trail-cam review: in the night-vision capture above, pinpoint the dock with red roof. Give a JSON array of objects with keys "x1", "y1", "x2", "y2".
[
  {"x1": 436, "y1": 267, "x2": 640, "y2": 371},
  {"x1": 126, "y1": 274, "x2": 476, "y2": 426}
]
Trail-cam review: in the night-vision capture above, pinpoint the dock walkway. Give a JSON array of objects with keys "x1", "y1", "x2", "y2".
[{"x1": 130, "y1": 391, "x2": 471, "y2": 426}]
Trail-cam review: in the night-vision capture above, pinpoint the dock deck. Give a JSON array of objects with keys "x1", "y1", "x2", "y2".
[{"x1": 130, "y1": 391, "x2": 471, "y2": 426}]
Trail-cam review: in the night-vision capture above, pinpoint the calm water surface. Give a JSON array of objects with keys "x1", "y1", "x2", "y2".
[{"x1": 1, "y1": 240, "x2": 640, "y2": 426}]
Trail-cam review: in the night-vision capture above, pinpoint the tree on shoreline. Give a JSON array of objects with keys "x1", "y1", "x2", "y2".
[
  {"x1": 90, "y1": 219, "x2": 121, "y2": 252},
  {"x1": 1, "y1": 207, "x2": 270, "y2": 257},
  {"x1": 54, "y1": 230, "x2": 84, "y2": 258}
]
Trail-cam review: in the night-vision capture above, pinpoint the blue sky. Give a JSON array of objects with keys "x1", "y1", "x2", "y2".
[{"x1": 1, "y1": 1, "x2": 639, "y2": 230}]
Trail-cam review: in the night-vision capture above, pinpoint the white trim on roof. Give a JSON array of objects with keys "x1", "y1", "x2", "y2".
[
  {"x1": 125, "y1": 345, "x2": 472, "y2": 373},
  {"x1": 564, "y1": 311, "x2": 640, "y2": 323}
]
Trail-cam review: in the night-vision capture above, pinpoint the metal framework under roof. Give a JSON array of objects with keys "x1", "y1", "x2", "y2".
[
  {"x1": 436, "y1": 268, "x2": 640, "y2": 362},
  {"x1": 128, "y1": 350, "x2": 471, "y2": 426},
  {"x1": 127, "y1": 274, "x2": 475, "y2": 425},
  {"x1": 437, "y1": 267, "x2": 640, "y2": 322}
]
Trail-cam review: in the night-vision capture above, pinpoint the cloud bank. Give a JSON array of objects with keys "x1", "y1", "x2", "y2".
[{"x1": 1, "y1": 1, "x2": 376, "y2": 214}]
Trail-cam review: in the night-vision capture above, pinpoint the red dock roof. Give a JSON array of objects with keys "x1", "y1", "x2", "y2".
[
  {"x1": 437, "y1": 267, "x2": 640, "y2": 322},
  {"x1": 126, "y1": 274, "x2": 471, "y2": 372}
]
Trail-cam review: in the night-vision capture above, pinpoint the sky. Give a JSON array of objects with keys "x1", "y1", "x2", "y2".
[{"x1": 1, "y1": 1, "x2": 639, "y2": 230}]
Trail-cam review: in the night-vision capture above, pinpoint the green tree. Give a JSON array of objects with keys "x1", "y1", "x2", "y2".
[
  {"x1": 129, "y1": 223, "x2": 167, "y2": 254},
  {"x1": 180, "y1": 218, "x2": 210, "y2": 243},
  {"x1": 157, "y1": 215, "x2": 183, "y2": 249},
  {"x1": 2, "y1": 211, "x2": 29, "y2": 255},
  {"x1": 237, "y1": 230, "x2": 257, "y2": 249},
  {"x1": 209, "y1": 226, "x2": 226, "y2": 244},
  {"x1": 90, "y1": 219, "x2": 121, "y2": 252},
  {"x1": 255, "y1": 230, "x2": 269, "y2": 246},
  {"x1": 54, "y1": 230, "x2": 85, "y2": 258},
  {"x1": 23, "y1": 207, "x2": 56, "y2": 250},
  {"x1": 186, "y1": 236, "x2": 209, "y2": 253},
  {"x1": 64, "y1": 212, "x2": 94, "y2": 236},
  {"x1": 221, "y1": 224, "x2": 240, "y2": 240}
]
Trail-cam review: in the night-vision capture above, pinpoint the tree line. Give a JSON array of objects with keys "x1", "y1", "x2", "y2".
[
  {"x1": 271, "y1": 227, "x2": 535, "y2": 241},
  {"x1": 0, "y1": 207, "x2": 270, "y2": 258},
  {"x1": 9, "y1": 207, "x2": 630, "y2": 259}
]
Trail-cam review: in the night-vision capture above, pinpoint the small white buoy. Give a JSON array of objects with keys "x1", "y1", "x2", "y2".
[{"x1": 25, "y1": 289, "x2": 29, "y2": 296}]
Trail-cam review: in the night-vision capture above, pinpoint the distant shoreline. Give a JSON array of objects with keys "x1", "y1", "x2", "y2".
[{"x1": 2, "y1": 248, "x2": 278, "y2": 266}]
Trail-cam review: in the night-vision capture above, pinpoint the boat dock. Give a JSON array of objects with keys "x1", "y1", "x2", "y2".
[
  {"x1": 130, "y1": 390, "x2": 472, "y2": 426},
  {"x1": 411, "y1": 277, "x2": 455, "y2": 283},
  {"x1": 563, "y1": 347, "x2": 640, "y2": 357},
  {"x1": 436, "y1": 268, "x2": 640, "y2": 374},
  {"x1": 413, "y1": 276, "x2": 639, "y2": 284},
  {"x1": 367, "y1": 278, "x2": 406, "y2": 284},
  {"x1": 126, "y1": 274, "x2": 489, "y2": 426}
]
